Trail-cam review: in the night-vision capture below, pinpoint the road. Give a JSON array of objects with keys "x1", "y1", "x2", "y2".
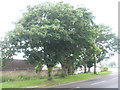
[{"x1": 46, "y1": 71, "x2": 118, "y2": 88}]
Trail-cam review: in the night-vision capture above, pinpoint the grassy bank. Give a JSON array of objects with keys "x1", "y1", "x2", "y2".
[{"x1": 1, "y1": 71, "x2": 112, "y2": 88}]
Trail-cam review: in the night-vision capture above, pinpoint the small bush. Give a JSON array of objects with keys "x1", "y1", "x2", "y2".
[
  {"x1": 101, "y1": 67, "x2": 108, "y2": 72},
  {"x1": 17, "y1": 75, "x2": 31, "y2": 81},
  {"x1": 47, "y1": 77, "x2": 53, "y2": 80},
  {"x1": 53, "y1": 72, "x2": 66, "y2": 78},
  {"x1": 60, "y1": 73, "x2": 66, "y2": 78},
  {"x1": 53, "y1": 72, "x2": 62, "y2": 77},
  {"x1": 32, "y1": 75, "x2": 46, "y2": 79},
  {"x1": 2, "y1": 76, "x2": 15, "y2": 82},
  {"x1": 38, "y1": 76, "x2": 46, "y2": 79}
]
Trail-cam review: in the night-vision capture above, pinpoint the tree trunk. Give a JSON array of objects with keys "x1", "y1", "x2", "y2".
[
  {"x1": 69, "y1": 64, "x2": 74, "y2": 75},
  {"x1": 61, "y1": 63, "x2": 68, "y2": 77},
  {"x1": 83, "y1": 61, "x2": 87, "y2": 73},
  {"x1": 94, "y1": 59, "x2": 97, "y2": 74},
  {"x1": 47, "y1": 67, "x2": 53, "y2": 80},
  {"x1": 88, "y1": 67, "x2": 91, "y2": 72}
]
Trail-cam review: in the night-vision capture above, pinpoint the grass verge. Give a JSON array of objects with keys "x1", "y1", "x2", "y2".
[{"x1": 1, "y1": 71, "x2": 112, "y2": 88}]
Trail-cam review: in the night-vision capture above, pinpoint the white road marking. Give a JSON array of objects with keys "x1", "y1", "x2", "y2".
[
  {"x1": 91, "y1": 81, "x2": 105, "y2": 85},
  {"x1": 75, "y1": 87, "x2": 81, "y2": 88},
  {"x1": 67, "y1": 89, "x2": 72, "y2": 90}
]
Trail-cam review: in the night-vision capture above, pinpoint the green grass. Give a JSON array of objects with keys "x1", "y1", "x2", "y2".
[
  {"x1": 2, "y1": 75, "x2": 46, "y2": 83},
  {"x1": 1, "y1": 71, "x2": 112, "y2": 88},
  {"x1": 42, "y1": 71, "x2": 112, "y2": 86},
  {"x1": 1, "y1": 79, "x2": 46, "y2": 88}
]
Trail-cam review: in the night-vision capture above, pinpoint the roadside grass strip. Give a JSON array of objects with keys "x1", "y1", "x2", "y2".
[{"x1": 2, "y1": 71, "x2": 112, "y2": 88}]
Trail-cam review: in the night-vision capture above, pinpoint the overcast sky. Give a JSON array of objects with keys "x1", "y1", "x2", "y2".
[{"x1": 0, "y1": 0, "x2": 119, "y2": 63}]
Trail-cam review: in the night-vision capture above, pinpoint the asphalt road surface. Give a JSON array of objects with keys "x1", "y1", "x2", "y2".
[{"x1": 46, "y1": 71, "x2": 118, "y2": 88}]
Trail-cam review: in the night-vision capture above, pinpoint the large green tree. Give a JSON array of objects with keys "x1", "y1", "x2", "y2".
[
  {"x1": 0, "y1": 2, "x2": 118, "y2": 79},
  {"x1": 1, "y1": 2, "x2": 96, "y2": 77},
  {"x1": 91, "y1": 25, "x2": 118, "y2": 74}
]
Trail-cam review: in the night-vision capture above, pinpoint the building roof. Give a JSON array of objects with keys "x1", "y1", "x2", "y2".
[{"x1": 2, "y1": 59, "x2": 34, "y2": 71}]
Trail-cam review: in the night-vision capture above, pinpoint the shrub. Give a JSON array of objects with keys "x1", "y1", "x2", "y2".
[
  {"x1": 53, "y1": 72, "x2": 66, "y2": 78},
  {"x1": 101, "y1": 67, "x2": 108, "y2": 72},
  {"x1": 17, "y1": 75, "x2": 31, "y2": 81},
  {"x1": 32, "y1": 75, "x2": 46, "y2": 79},
  {"x1": 2, "y1": 76, "x2": 15, "y2": 82},
  {"x1": 53, "y1": 72, "x2": 62, "y2": 77},
  {"x1": 38, "y1": 76, "x2": 46, "y2": 79},
  {"x1": 60, "y1": 73, "x2": 66, "y2": 78}
]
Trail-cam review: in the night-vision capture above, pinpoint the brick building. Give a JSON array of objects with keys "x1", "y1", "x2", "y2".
[{"x1": 2, "y1": 59, "x2": 34, "y2": 71}]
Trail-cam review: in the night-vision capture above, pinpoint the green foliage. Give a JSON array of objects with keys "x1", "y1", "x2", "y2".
[
  {"x1": 53, "y1": 65, "x2": 61, "y2": 70},
  {"x1": 108, "y1": 62, "x2": 116, "y2": 67},
  {"x1": 2, "y1": 76, "x2": 15, "y2": 83},
  {"x1": 35, "y1": 61, "x2": 43, "y2": 73},
  {"x1": 53, "y1": 72, "x2": 66, "y2": 78},
  {"x1": 47, "y1": 67, "x2": 53, "y2": 80},
  {"x1": 53, "y1": 72, "x2": 62, "y2": 78},
  {"x1": 17, "y1": 75, "x2": 31, "y2": 81},
  {"x1": 0, "y1": 2, "x2": 118, "y2": 79},
  {"x1": 101, "y1": 67, "x2": 108, "y2": 72}
]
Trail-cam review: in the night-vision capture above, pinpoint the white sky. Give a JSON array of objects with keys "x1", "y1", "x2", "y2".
[{"x1": 0, "y1": 0, "x2": 119, "y2": 64}]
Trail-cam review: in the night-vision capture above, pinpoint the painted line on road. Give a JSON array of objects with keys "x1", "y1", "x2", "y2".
[
  {"x1": 67, "y1": 89, "x2": 73, "y2": 90},
  {"x1": 46, "y1": 74, "x2": 112, "y2": 88},
  {"x1": 75, "y1": 87, "x2": 81, "y2": 88},
  {"x1": 91, "y1": 81, "x2": 105, "y2": 85},
  {"x1": 67, "y1": 87, "x2": 81, "y2": 90}
]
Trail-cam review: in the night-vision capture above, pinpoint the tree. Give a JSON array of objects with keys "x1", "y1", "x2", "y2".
[
  {"x1": 92, "y1": 25, "x2": 118, "y2": 74},
  {"x1": 87, "y1": 60, "x2": 94, "y2": 72},
  {"x1": 109, "y1": 62, "x2": 116, "y2": 68},
  {"x1": 0, "y1": 2, "x2": 118, "y2": 80},
  {"x1": 1, "y1": 2, "x2": 96, "y2": 77}
]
